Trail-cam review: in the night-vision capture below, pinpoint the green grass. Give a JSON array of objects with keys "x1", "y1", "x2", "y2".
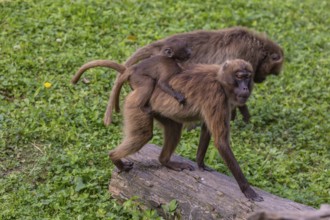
[{"x1": 1, "y1": 0, "x2": 329, "y2": 219}]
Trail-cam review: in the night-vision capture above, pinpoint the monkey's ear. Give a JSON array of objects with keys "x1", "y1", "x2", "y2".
[
  {"x1": 270, "y1": 53, "x2": 282, "y2": 61},
  {"x1": 164, "y1": 48, "x2": 174, "y2": 58},
  {"x1": 222, "y1": 61, "x2": 229, "y2": 70}
]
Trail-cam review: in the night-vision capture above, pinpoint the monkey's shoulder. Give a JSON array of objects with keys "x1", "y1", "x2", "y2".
[
  {"x1": 173, "y1": 66, "x2": 221, "y2": 86},
  {"x1": 184, "y1": 64, "x2": 221, "y2": 74}
]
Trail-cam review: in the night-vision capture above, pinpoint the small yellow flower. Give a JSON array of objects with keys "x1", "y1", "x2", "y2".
[{"x1": 44, "y1": 82, "x2": 52, "y2": 88}]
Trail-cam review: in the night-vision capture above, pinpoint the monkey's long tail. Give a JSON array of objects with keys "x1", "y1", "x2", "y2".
[
  {"x1": 104, "y1": 70, "x2": 130, "y2": 126},
  {"x1": 71, "y1": 60, "x2": 126, "y2": 84},
  {"x1": 104, "y1": 46, "x2": 155, "y2": 126},
  {"x1": 71, "y1": 60, "x2": 126, "y2": 127}
]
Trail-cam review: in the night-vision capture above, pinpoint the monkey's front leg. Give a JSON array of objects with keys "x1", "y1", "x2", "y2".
[
  {"x1": 155, "y1": 115, "x2": 194, "y2": 171},
  {"x1": 231, "y1": 105, "x2": 250, "y2": 123},
  {"x1": 216, "y1": 133, "x2": 263, "y2": 202},
  {"x1": 238, "y1": 105, "x2": 250, "y2": 123},
  {"x1": 231, "y1": 108, "x2": 237, "y2": 121}
]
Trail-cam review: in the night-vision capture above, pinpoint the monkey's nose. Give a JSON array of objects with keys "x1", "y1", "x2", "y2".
[{"x1": 186, "y1": 48, "x2": 192, "y2": 56}]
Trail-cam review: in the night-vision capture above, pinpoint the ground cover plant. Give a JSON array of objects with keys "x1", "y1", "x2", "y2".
[{"x1": 0, "y1": 0, "x2": 329, "y2": 219}]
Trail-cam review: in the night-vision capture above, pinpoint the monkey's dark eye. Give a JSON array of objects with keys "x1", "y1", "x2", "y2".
[
  {"x1": 236, "y1": 71, "x2": 251, "y2": 79},
  {"x1": 235, "y1": 73, "x2": 245, "y2": 79}
]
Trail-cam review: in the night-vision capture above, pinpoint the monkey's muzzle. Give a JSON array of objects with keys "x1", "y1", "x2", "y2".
[{"x1": 237, "y1": 93, "x2": 250, "y2": 105}]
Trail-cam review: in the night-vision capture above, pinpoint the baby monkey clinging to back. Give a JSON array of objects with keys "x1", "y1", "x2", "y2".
[
  {"x1": 71, "y1": 39, "x2": 192, "y2": 124},
  {"x1": 116, "y1": 39, "x2": 191, "y2": 114}
]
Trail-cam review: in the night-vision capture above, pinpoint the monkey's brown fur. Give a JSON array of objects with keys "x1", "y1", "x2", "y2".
[
  {"x1": 109, "y1": 59, "x2": 263, "y2": 201},
  {"x1": 71, "y1": 39, "x2": 191, "y2": 125},
  {"x1": 110, "y1": 39, "x2": 191, "y2": 115},
  {"x1": 106, "y1": 27, "x2": 283, "y2": 123}
]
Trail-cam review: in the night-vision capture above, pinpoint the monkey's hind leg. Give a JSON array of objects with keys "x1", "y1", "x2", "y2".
[
  {"x1": 109, "y1": 93, "x2": 153, "y2": 171},
  {"x1": 156, "y1": 116, "x2": 194, "y2": 171},
  {"x1": 130, "y1": 76, "x2": 155, "y2": 114},
  {"x1": 196, "y1": 123, "x2": 213, "y2": 171}
]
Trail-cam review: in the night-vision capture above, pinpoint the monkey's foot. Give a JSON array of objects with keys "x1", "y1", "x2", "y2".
[
  {"x1": 197, "y1": 163, "x2": 213, "y2": 172},
  {"x1": 243, "y1": 187, "x2": 263, "y2": 202},
  {"x1": 163, "y1": 161, "x2": 195, "y2": 171},
  {"x1": 113, "y1": 160, "x2": 134, "y2": 172}
]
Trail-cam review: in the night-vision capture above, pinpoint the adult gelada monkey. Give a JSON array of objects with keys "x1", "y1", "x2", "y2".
[
  {"x1": 71, "y1": 39, "x2": 191, "y2": 125},
  {"x1": 109, "y1": 59, "x2": 263, "y2": 201},
  {"x1": 108, "y1": 26, "x2": 283, "y2": 123}
]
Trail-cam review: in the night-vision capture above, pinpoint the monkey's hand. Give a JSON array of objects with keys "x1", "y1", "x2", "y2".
[{"x1": 175, "y1": 94, "x2": 186, "y2": 105}]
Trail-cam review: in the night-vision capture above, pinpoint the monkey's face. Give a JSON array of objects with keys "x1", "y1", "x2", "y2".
[
  {"x1": 255, "y1": 48, "x2": 284, "y2": 83},
  {"x1": 233, "y1": 70, "x2": 253, "y2": 105},
  {"x1": 219, "y1": 59, "x2": 254, "y2": 106}
]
